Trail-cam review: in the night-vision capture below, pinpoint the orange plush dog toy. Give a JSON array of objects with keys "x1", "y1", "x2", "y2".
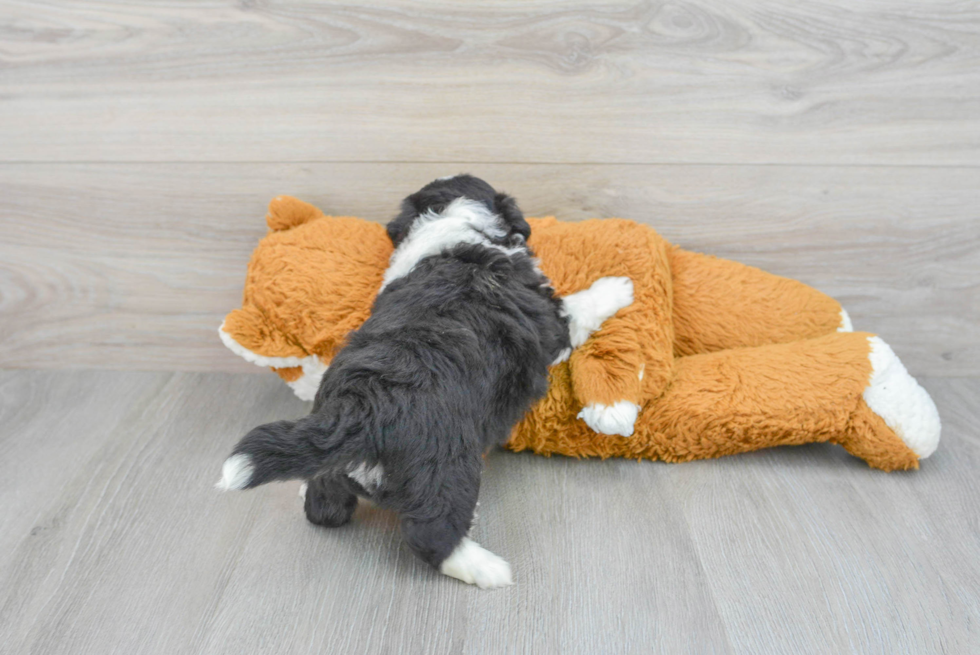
[{"x1": 220, "y1": 196, "x2": 941, "y2": 471}]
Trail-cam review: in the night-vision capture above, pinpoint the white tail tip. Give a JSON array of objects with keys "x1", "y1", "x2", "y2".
[{"x1": 215, "y1": 453, "x2": 254, "y2": 491}]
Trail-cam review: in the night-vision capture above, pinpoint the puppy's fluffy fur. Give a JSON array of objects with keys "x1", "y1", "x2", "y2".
[{"x1": 218, "y1": 175, "x2": 575, "y2": 588}]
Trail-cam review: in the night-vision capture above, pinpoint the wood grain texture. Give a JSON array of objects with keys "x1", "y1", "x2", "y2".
[
  {"x1": 663, "y1": 378, "x2": 980, "y2": 654},
  {"x1": 1, "y1": 1, "x2": 979, "y2": 164},
  {"x1": 0, "y1": 370, "x2": 976, "y2": 654},
  {"x1": 1, "y1": 163, "x2": 976, "y2": 375},
  {"x1": 1, "y1": 2, "x2": 976, "y2": 652}
]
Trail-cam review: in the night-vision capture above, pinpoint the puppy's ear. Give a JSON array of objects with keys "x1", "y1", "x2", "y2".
[
  {"x1": 494, "y1": 192, "x2": 530, "y2": 241},
  {"x1": 386, "y1": 197, "x2": 418, "y2": 246}
]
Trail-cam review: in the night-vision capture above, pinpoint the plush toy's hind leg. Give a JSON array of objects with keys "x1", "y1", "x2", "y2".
[
  {"x1": 643, "y1": 332, "x2": 938, "y2": 470},
  {"x1": 512, "y1": 332, "x2": 939, "y2": 470},
  {"x1": 669, "y1": 248, "x2": 850, "y2": 356}
]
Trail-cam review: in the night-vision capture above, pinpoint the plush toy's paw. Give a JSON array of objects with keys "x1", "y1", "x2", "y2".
[
  {"x1": 563, "y1": 276, "x2": 635, "y2": 347},
  {"x1": 578, "y1": 401, "x2": 640, "y2": 437},
  {"x1": 838, "y1": 308, "x2": 853, "y2": 332},
  {"x1": 864, "y1": 336, "x2": 941, "y2": 458},
  {"x1": 440, "y1": 538, "x2": 514, "y2": 589}
]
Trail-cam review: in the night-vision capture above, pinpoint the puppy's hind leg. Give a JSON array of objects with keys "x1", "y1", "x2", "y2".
[
  {"x1": 400, "y1": 471, "x2": 512, "y2": 589},
  {"x1": 304, "y1": 474, "x2": 358, "y2": 528}
]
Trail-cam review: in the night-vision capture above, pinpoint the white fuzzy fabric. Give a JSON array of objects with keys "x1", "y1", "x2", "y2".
[
  {"x1": 578, "y1": 401, "x2": 640, "y2": 437},
  {"x1": 863, "y1": 336, "x2": 941, "y2": 458},
  {"x1": 218, "y1": 323, "x2": 326, "y2": 402},
  {"x1": 298, "y1": 482, "x2": 308, "y2": 500},
  {"x1": 561, "y1": 277, "x2": 635, "y2": 348},
  {"x1": 218, "y1": 322, "x2": 316, "y2": 369},
  {"x1": 439, "y1": 537, "x2": 513, "y2": 589},
  {"x1": 285, "y1": 357, "x2": 329, "y2": 402},
  {"x1": 380, "y1": 198, "x2": 521, "y2": 291},
  {"x1": 838, "y1": 308, "x2": 853, "y2": 332},
  {"x1": 215, "y1": 454, "x2": 253, "y2": 491}
]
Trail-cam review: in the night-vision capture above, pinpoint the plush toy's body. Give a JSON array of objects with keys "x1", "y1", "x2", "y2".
[{"x1": 221, "y1": 197, "x2": 940, "y2": 472}]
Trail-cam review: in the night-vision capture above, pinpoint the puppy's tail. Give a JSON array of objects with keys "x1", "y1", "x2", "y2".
[{"x1": 215, "y1": 414, "x2": 355, "y2": 491}]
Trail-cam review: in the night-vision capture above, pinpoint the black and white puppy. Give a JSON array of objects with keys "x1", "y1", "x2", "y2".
[{"x1": 217, "y1": 175, "x2": 633, "y2": 588}]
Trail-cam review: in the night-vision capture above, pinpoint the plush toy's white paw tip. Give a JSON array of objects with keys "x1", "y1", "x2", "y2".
[
  {"x1": 562, "y1": 276, "x2": 635, "y2": 347},
  {"x1": 578, "y1": 401, "x2": 640, "y2": 437},
  {"x1": 864, "y1": 336, "x2": 941, "y2": 459},
  {"x1": 440, "y1": 538, "x2": 513, "y2": 589},
  {"x1": 838, "y1": 308, "x2": 853, "y2": 332},
  {"x1": 581, "y1": 277, "x2": 634, "y2": 328},
  {"x1": 215, "y1": 454, "x2": 253, "y2": 491},
  {"x1": 298, "y1": 481, "x2": 308, "y2": 500}
]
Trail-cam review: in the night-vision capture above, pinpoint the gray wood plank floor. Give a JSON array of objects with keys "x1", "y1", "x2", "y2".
[
  {"x1": 0, "y1": 369, "x2": 977, "y2": 654},
  {"x1": 0, "y1": 371, "x2": 980, "y2": 655}
]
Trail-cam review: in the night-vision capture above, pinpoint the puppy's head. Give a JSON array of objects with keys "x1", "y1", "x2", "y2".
[{"x1": 386, "y1": 175, "x2": 530, "y2": 248}]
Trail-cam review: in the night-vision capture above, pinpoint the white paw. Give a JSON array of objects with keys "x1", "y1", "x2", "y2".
[
  {"x1": 562, "y1": 276, "x2": 635, "y2": 347},
  {"x1": 864, "y1": 336, "x2": 941, "y2": 458},
  {"x1": 578, "y1": 401, "x2": 639, "y2": 437},
  {"x1": 298, "y1": 482, "x2": 308, "y2": 500},
  {"x1": 838, "y1": 308, "x2": 853, "y2": 332},
  {"x1": 439, "y1": 538, "x2": 513, "y2": 589}
]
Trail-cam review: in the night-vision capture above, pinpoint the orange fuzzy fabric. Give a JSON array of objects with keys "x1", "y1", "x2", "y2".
[{"x1": 221, "y1": 196, "x2": 920, "y2": 471}]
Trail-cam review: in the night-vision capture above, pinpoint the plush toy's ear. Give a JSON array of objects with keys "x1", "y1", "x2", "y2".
[{"x1": 266, "y1": 196, "x2": 327, "y2": 232}]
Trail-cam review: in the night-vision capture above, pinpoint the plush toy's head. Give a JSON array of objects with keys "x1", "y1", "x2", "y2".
[{"x1": 219, "y1": 196, "x2": 392, "y2": 398}]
